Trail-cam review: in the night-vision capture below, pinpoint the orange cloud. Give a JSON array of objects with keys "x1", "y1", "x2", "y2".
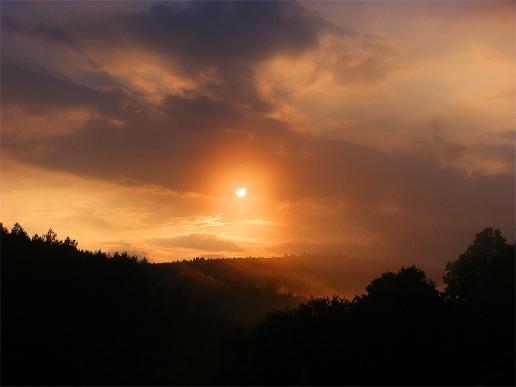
[{"x1": 1, "y1": 0, "x2": 512, "y2": 271}]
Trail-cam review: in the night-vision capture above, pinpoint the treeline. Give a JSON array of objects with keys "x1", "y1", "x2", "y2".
[
  {"x1": 1, "y1": 223, "x2": 300, "y2": 385},
  {"x1": 1, "y1": 223, "x2": 514, "y2": 385},
  {"x1": 169, "y1": 254, "x2": 401, "y2": 298}
]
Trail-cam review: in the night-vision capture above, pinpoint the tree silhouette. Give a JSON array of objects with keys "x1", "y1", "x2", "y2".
[
  {"x1": 1, "y1": 222, "x2": 514, "y2": 385},
  {"x1": 358, "y1": 265, "x2": 442, "y2": 313},
  {"x1": 443, "y1": 227, "x2": 515, "y2": 314},
  {"x1": 218, "y1": 232, "x2": 514, "y2": 386},
  {"x1": 9, "y1": 222, "x2": 29, "y2": 241},
  {"x1": 1, "y1": 222, "x2": 300, "y2": 385},
  {"x1": 44, "y1": 228, "x2": 58, "y2": 244}
]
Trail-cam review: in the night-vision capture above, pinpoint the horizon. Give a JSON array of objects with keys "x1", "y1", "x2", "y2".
[{"x1": 5, "y1": 220, "x2": 513, "y2": 298}]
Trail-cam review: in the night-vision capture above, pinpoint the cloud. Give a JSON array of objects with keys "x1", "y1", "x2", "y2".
[
  {"x1": 2, "y1": 1, "x2": 334, "y2": 111},
  {"x1": 1, "y1": 0, "x2": 513, "y2": 267},
  {"x1": 2, "y1": 62, "x2": 512, "y2": 264},
  {"x1": 155, "y1": 233, "x2": 244, "y2": 252},
  {"x1": 1, "y1": 64, "x2": 134, "y2": 117},
  {"x1": 127, "y1": 2, "x2": 327, "y2": 68},
  {"x1": 240, "y1": 218, "x2": 282, "y2": 227},
  {"x1": 10, "y1": 1, "x2": 330, "y2": 65}
]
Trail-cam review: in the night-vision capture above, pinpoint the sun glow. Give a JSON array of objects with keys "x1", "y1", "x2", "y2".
[{"x1": 235, "y1": 187, "x2": 247, "y2": 198}]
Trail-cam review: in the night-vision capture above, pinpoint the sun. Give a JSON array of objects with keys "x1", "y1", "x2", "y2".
[{"x1": 235, "y1": 187, "x2": 247, "y2": 198}]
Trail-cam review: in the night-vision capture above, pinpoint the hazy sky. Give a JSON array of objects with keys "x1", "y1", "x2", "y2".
[{"x1": 1, "y1": 1, "x2": 513, "y2": 269}]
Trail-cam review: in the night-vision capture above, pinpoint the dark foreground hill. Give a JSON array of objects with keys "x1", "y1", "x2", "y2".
[
  {"x1": 159, "y1": 253, "x2": 416, "y2": 299},
  {"x1": 1, "y1": 223, "x2": 514, "y2": 385}
]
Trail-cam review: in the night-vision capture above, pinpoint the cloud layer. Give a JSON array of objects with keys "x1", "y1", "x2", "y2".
[{"x1": 1, "y1": 1, "x2": 513, "y2": 281}]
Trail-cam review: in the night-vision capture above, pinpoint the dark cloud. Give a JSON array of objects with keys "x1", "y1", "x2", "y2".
[
  {"x1": 1, "y1": 64, "x2": 134, "y2": 117},
  {"x1": 161, "y1": 94, "x2": 244, "y2": 132},
  {"x1": 171, "y1": 0, "x2": 323, "y2": 107},
  {"x1": 2, "y1": 1, "x2": 332, "y2": 109},
  {"x1": 132, "y1": 2, "x2": 325, "y2": 66},
  {"x1": 4, "y1": 1, "x2": 328, "y2": 66}
]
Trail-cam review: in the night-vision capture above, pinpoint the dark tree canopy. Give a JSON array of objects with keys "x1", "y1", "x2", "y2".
[
  {"x1": 359, "y1": 265, "x2": 442, "y2": 313},
  {"x1": 1, "y1": 223, "x2": 514, "y2": 385},
  {"x1": 443, "y1": 227, "x2": 515, "y2": 314}
]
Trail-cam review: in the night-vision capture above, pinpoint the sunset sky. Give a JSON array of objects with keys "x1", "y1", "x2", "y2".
[{"x1": 1, "y1": 1, "x2": 513, "y2": 270}]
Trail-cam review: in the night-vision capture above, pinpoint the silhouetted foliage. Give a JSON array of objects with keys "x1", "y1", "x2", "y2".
[
  {"x1": 1, "y1": 223, "x2": 299, "y2": 385},
  {"x1": 217, "y1": 231, "x2": 514, "y2": 386},
  {"x1": 444, "y1": 227, "x2": 515, "y2": 313},
  {"x1": 1, "y1": 223, "x2": 514, "y2": 385},
  {"x1": 357, "y1": 265, "x2": 442, "y2": 313}
]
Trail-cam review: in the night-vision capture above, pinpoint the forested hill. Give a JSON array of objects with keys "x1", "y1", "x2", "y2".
[
  {"x1": 1, "y1": 222, "x2": 301, "y2": 385},
  {"x1": 159, "y1": 253, "x2": 409, "y2": 299},
  {"x1": 1, "y1": 223, "x2": 514, "y2": 385}
]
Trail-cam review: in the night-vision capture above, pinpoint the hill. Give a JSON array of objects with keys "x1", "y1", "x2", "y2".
[{"x1": 1, "y1": 223, "x2": 514, "y2": 385}]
